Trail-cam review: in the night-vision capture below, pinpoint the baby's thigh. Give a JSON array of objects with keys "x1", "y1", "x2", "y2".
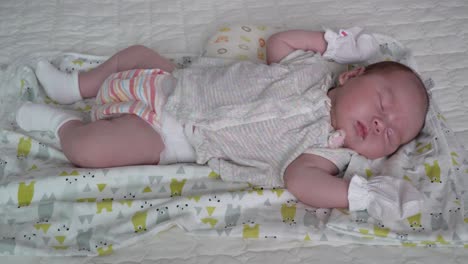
[
  {"x1": 63, "y1": 114, "x2": 165, "y2": 167},
  {"x1": 105, "y1": 115, "x2": 165, "y2": 164}
]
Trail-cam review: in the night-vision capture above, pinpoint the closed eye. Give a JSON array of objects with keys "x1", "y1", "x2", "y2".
[
  {"x1": 386, "y1": 128, "x2": 393, "y2": 140},
  {"x1": 378, "y1": 93, "x2": 384, "y2": 112},
  {"x1": 386, "y1": 128, "x2": 400, "y2": 148}
]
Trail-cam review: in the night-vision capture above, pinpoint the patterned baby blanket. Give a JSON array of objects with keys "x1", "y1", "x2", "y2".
[{"x1": 0, "y1": 33, "x2": 467, "y2": 256}]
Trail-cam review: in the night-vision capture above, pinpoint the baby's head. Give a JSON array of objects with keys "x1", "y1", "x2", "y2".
[{"x1": 328, "y1": 61, "x2": 429, "y2": 159}]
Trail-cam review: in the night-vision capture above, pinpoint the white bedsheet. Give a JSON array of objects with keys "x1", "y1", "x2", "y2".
[{"x1": 1, "y1": 0, "x2": 468, "y2": 263}]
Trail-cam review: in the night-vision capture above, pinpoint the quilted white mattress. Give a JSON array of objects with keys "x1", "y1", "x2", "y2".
[{"x1": 1, "y1": 0, "x2": 468, "y2": 263}]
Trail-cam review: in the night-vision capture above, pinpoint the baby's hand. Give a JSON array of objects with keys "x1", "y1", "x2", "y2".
[
  {"x1": 323, "y1": 27, "x2": 379, "y2": 64},
  {"x1": 348, "y1": 174, "x2": 424, "y2": 221}
]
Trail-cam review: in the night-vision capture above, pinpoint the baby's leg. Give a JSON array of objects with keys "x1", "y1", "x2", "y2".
[
  {"x1": 58, "y1": 114, "x2": 165, "y2": 167},
  {"x1": 79, "y1": 45, "x2": 176, "y2": 98},
  {"x1": 36, "y1": 45, "x2": 175, "y2": 104}
]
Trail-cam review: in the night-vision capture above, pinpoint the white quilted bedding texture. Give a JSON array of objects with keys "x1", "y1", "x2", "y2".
[{"x1": 1, "y1": 0, "x2": 468, "y2": 263}]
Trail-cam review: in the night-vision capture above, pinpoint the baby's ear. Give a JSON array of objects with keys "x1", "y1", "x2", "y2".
[{"x1": 338, "y1": 67, "x2": 365, "y2": 85}]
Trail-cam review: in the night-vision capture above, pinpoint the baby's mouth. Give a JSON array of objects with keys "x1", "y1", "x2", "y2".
[{"x1": 356, "y1": 121, "x2": 368, "y2": 140}]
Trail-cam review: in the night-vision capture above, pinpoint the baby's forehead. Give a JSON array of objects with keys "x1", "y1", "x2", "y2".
[
  {"x1": 382, "y1": 70, "x2": 426, "y2": 98},
  {"x1": 385, "y1": 71, "x2": 428, "y2": 137}
]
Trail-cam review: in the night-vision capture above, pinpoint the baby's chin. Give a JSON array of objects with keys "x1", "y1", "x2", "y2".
[
  {"x1": 339, "y1": 126, "x2": 382, "y2": 159},
  {"x1": 343, "y1": 139, "x2": 385, "y2": 160},
  {"x1": 357, "y1": 148, "x2": 387, "y2": 160}
]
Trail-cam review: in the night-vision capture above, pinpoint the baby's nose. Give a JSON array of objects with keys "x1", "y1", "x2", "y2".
[{"x1": 372, "y1": 118, "x2": 385, "y2": 134}]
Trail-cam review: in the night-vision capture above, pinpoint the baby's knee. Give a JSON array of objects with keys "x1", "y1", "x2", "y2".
[{"x1": 126, "y1": 45, "x2": 153, "y2": 56}]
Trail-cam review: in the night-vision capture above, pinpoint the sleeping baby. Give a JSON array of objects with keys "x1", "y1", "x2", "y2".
[{"x1": 15, "y1": 27, "x2": 429, "y2": 221}]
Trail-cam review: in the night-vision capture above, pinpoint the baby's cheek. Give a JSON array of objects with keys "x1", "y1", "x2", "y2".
[
  {"x1": 362, "y1": 141, "x2": 387, "y2": 159},
  {"x1": 346, "y1": 137, "x2": 385, "y2": 160}
]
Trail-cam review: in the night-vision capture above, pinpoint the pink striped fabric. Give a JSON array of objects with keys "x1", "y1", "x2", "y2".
[{"x1": 92, "y1": 69, "x2": 169, "y2": 130}]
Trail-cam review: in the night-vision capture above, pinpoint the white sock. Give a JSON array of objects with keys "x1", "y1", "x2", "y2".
[
  {"x1": 35, "y1": 60, "x2": 82, "y2": 104},
  {"x1": 16, "y1": 102, "x2": 83, "y2": 138}
]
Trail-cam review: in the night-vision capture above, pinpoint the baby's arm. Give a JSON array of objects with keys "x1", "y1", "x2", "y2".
[
  {"x1": 266, "y1": 30, "x2": 327, "y2": 64},
  {"x1": 285, "y1": 153, "x2": 425, "y2": 220},
  {"x1": 267, "y1": 27, "x2": 381, "y2": 65},
  {"x1": 284, "y1": 153, "x2": 349, "y2": 208}
]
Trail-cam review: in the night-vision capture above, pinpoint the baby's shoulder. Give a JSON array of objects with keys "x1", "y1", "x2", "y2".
[
  {"x1": 301, "y1": 147, "x2": 355, "y2": 173},
  {"x1": 290, "y1": 153, "x2": 339, "y2": 175}
]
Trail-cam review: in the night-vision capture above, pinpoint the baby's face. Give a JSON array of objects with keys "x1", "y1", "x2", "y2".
[{"x1": 328, "y1": 68, "x2": 427, "y2": 159}]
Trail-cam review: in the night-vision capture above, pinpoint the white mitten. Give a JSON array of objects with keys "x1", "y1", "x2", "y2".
[
  {"x1": 323, "y1": 27, "x2": 379, "y2": 64},
  {"x1": 348, "y1": 174, "x2": 423, "y2": 221}
]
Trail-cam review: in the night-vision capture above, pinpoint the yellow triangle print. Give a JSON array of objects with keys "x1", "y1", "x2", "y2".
[
  {"x1": 436, "y1": 235, "x2": 450, "y2": 245},
  {"x1": 143, "y1": 186, "x2": 152, "y2": 193},
  {"x1": 208, "y1": 171, "x2": 220, "y2": 179},
  {"x1": 272, "y1": 189, "x2": 284, "y2": 198},
  {"x1": 403, "y1": 175, "x2": 412, "y2": 182},
  {"x1": 97, "y1": 184, "x2": 106, "y2": 192},
  {"x1": 359, "y1": 229, "x2": 369, "y2": 235},
  {"x1": 201, "y1": 217, "x2": 218, "y2": 228},
  {"x1": 402, "y1": 242, "x2": 417, "y2": 247},
  {"x1": 97, "y1": 245, "x2": 113, "y2": 256},
  {"x1": 72, "y1": 59, "x2": 85, "y2": 66},
  {"x1": 44, "y1": 96, "x2": 59, "y2": 105},
  {"x1": 304, "y1": 233, "x2": 311, "y2": 241},
  {"x1": 417, "y1": 143, "x2": 432, "y2": 153},
  {"x1": 76, "y1": 198, "x2": 96, "y2": 202},
  {"x1": 119, "y1": 200, "x2": 133, "y2": 207},
  {"x1": 55, "y1": 236, "x2": 66, "y2": 244},
  {"x1": 20, "y1": 79, "x2": 25, "y2": 90},
  {"x1": 206, "y1": 206, "x2": 216, "y2": 216},
  {"x1": 34, "y1": 223, "x2": 51, "y2": 233},
  {"x1": 437, "y1": 112, "x2": 447, "y2": 121},
  {"x1": 188, "y1": 195, "x2": 201, "y2": 202},
  {"x1": 451, "y1": 152, "x2": 459, "y2": 165},
  {"x1": 59, "y1": 170, "x2": 80, "y2": 176},
  {"x1": 358, "y1": 229, "x2": 374, "y2": 239},
  {"x1": 77, "y1": 105, "x2": 92, "y2": 112}
]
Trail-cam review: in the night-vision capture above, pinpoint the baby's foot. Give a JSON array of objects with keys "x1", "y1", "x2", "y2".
[
  {"x1": 16, "y1": 102, "x2": 82, "y2": 137},
  {"x1": 35, "y1": 60, "x2": 82, "y2": 104}
]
